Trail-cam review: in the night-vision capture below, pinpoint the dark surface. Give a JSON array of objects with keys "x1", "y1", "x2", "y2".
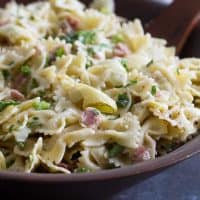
[{"x1": 113, "y1": 155, "x2": 200, "y2": 200}]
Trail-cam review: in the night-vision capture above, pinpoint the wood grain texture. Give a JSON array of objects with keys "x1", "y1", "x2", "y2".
[{"x1": 145, "y1": 0, "x2": 200, "y2": 55}]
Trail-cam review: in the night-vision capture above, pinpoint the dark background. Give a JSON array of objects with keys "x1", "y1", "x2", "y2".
[{"x1": 112, "y1": 155, "x2": 200, "y2": 200}]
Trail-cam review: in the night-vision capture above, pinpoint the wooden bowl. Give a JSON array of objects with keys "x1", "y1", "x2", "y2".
[{"x1": 0, "y1": 1, "x2": 200, "y2": 199}]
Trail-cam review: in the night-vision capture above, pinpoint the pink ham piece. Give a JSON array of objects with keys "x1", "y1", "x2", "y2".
[
  {"x1": 81, "y1": 108, "x2": 102, "y2": 129},
  {"x1": 134, "y1": 146, "x2": 151, "y2": 161},
  {"x1": 67, "y1": 16, "x2": 80, "y2": 30},
  {"x1": 0, "y1": 20, "x2": 9, "y2": 26},
  {"x1": 10, "y1": 89, "x2": 25, "y2": 101},
  {"x1": 113, "y1": 43, "x2": 130, "y2": 57}
]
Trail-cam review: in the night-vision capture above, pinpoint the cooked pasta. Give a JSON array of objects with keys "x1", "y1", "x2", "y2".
[{"x1": 0, "y1": 0, "x2": 199, "y2": 173}]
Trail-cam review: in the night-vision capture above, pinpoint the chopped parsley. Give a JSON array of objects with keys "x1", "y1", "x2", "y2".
[
  {"x1": 116, "y1": 93, "x2": 129, "y2": 108},
  {"x1": 21, "y1": 64, "x2": 31, "y2": 76},
  {"x1": 74, "y1": 167, "x2": 90, "y2": 173},
  {"x1": 77, "y1": 31, "x2": 96, "y2": 44},
  {"x1": 146, "y1": 60, "x2": 153, "y2": 68},
  {"x1": 33, "y1": 101, "x2": 50, "y2": 110},
  {"x1": 62, "y1": 30, "x2": 96, "y2": 45},
  {"x1": 107, "y1": 143, "x2": 124, "y2": 158},
  {"x1": 151, "y1": 85, "x2": 157, "y2": 96},
  {"x1": 121, "y1": 59, "x2": 128, "y2": 71},
  {"x1": 55, "y1": 47, "x2": 65, "y2": 58},
  {"x1": 0, "y1": 100, "x2": 19, "y2": 112}
]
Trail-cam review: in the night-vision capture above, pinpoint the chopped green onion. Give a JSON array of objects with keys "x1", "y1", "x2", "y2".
[
  {"x1": 75, "y1": 167, "x2": 90, "y2": 173},
  {"x1": 108, "y1": 143, "x2": 124, "y2": 158},
  {"x1": 146, "y1": 60, "x2": 153, "y2": 68},
  {"x1": 0, "y1": 100, "x2": 19, "y2": 112},
  {"x1": 21, "y1": 64, "x2": 31, "y2": 76},
  {"x1": 77, "y1": 31, "x2": 96, "y2": 44},
  {"x1": 130, "y1": 80, "x2": 138, "y2": 84},
  {"x1": 55, "y1": 47, "x2": 65, "y2": 58},
  {"x1": 33, "y1": 101, "x2": 50, "y2": 110},
  {"x1": 151, "y1": 85, "x2": 157, "y2": 96},
  {"x1": 111, "y1": 34, "x2": 124, "y2": 44},
  {"x1": 116, "y1": 93, "x2": 129, "y2": 108},
  {"x1": 62, "y1": 31, "x2": 96, "y2": 45}
]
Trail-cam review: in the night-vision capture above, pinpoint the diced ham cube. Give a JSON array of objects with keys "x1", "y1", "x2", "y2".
[
  {"x1": 113, "y1": 43, "x2": 130, "y2": 57},
  {"x1": 67, "y1": 16, "x2": 80, "y2": 30},
  {"x1": 134, "y1": 146, "x2": 151, "y2": 161},
  {"x1": 81, "y1": 108, "x2": 102, "y2": 129}
]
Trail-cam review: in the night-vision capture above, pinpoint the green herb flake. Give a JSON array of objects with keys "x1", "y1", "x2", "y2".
[
  {"x1": 77, "y1": 31, "x2": 96, "y2": 44},
  {"x1": 111, "y1": 34, "x2": 124, "y2": 44},
  {"x1": 55, "y1": 47, "x2": 65, "y2": 58},
  {"x1": 108, "y1": 143, "x2": 124, "y2": 158},
  {"x1": 130, "y1": 80, "x2": 138, "y2": 84},
  {"x1": 116, "y1": 93, "x2": 129, "y2": 108},
  {"x1": 121, "y1": 59, "x2": 128, "y2": 72},
  {"x1": 74, "y1": 167, "x2": 90, "y2": 173},
  {"x1": 33, "y1": 101, "x2": 50, "y2": 110},
  {"x1": 0, "y1": 100, "x2": 19, "y2": 112},
  {"x1": 16, "y1": 142, "x2": 25, "y2": 150},
  {"x1": 151, "y1": 85, "x2": 157, "y2": 96},
  {"x1": 21, "y1": 64, "x2": 31, "y2": 76},
  {"x1": 62, "y1": 31, "x2": 96, "y2": 45},
  {"x1": 146, "y1": 60, "x2": 153, "y2": 68}
]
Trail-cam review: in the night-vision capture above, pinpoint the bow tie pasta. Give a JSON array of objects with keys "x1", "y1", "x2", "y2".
[{"x1": 0, "y1": 0, "x2": 199, "y2": 173}]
